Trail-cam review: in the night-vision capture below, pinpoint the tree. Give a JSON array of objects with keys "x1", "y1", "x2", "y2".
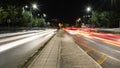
[
  {"x1": 90, "y1": 11, "x2": 111, "y2": 27},
  {"x1": 39, "y1": 18, "x2": 46, "y2": 27},
  {"x1": 0, "y1": 7, "x2": 8, "y2": 24},
  {"x1": 7, "y1": 6, "x2": 19, "y2": 27},
  {"x1": 99, "y1": 11, "x2": 110, "y2": 27},
  {"x1": 21, "y1": 11, "x2": 33, "y2": 27},
  {"x1": 33, "y1": 17, "x2": 46, "y2": 27},
  {"x1": 90, "y1": 11, "x2": 99, "y2": 27}
]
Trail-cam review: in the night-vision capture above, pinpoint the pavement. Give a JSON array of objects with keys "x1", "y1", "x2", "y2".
[{"x1": 27, "y1": 30, "x2": 102, "y2": 68}]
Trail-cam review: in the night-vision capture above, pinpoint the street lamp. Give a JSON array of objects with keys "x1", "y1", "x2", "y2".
[
  {"x1": 25, "y1": 4, "x2": 38, "y2": 29},
  {"x1": 86, "y1": 6, "x2": 92, "y2": 18},
  {"x1": 32, "y1": 4, "x2": 38, "y2": 9},
  {"x1": 43, "y1": 13, "x2": 46, "y2": 17},
  {"x1": 86, "y1": 7, "x2": 91, "y2": 12},
  {"x1": 25, "y1": 5, "x2": 28, "y2": 9},
  {"x1": 38, "y1": 13, "x2": 40, "y2": 16},
  {"x1": 86, "y1": 6, "x2": 92, "y2": 27}
]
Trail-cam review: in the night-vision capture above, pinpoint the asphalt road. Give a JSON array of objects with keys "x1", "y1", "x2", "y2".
[
  {"x1": 65, "y1": 29, "x2": 120, "y2": 68},
  {"x1": 0, "y1": 29, "x2": 56, "y2": 68}
]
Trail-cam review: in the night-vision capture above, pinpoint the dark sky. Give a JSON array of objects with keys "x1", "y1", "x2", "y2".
[
  {"x1": 0, "y1": 0, "x2": 114, "y2": 24},
  {"x1": 38, "y1": 0, "x2": 110, "y2": 23}
]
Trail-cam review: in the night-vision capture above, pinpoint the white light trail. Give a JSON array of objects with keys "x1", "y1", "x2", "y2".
[{"x1": 0, "y1": 30, "x2": 55, "y2": 53}]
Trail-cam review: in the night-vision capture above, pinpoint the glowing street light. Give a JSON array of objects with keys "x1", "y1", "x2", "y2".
[
  {"x1": 25, "y1": 5, "x2": 28, "y2": 8},
  {"x1": 85, "y1": 6, "x2": 92, "y2": 27},
  {"x1": 38, "y1": 13, "x2": 40, "y2": 16},
  {"x1": 86, "y1": 7, "x2": 91, "y2": 12},
  {"x1": 32, "y1": 4, "x2": 38, "y2": 9},
  {"x1": 43, "y1": 13, "x2": 46, "y2": 17}
]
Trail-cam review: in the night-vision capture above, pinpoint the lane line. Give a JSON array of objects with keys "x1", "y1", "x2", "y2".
[
  {"x1": 73, "y1": 36, "x2": 120, "y2": 63},
  {"x1": 97, "y1": 55, "x2": 107, "y2": 64}
]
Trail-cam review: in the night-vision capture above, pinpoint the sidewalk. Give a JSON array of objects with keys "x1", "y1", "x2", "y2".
[
  {"x1": 27, "y1": 30, "x2": 102, "y2": 68},
  {"x1": 27, "y1": 31, "x2": 61, "y2": 68}
]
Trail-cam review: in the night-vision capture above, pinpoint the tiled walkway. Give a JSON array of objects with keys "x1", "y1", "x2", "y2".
[{"x1": 28, "y1": 30, "x2": 102, "y2": 68}]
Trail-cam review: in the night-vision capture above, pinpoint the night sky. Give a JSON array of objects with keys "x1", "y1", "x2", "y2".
[
  {"x1": 0, "y1": 0, "x2": 115, "y2": 24},
  {"x1": 39, "y1": 0, "x2": 111, "y2": 23}
]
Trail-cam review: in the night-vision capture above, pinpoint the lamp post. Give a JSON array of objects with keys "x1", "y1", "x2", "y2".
[
  {"x1": 23, "y1": 4, "x2": 38, "y2": 29},
  {"x1": 23, "y1": 4, "x2": 38, "y2": 13},
  {"x1": 86, "y1": 6, "x2": 92, "y2": 27},
  {"x1": 86, "y1": 6, "x2": 91, "y2": 18},
  {"x1": 42, "y1": 13, "x2": 47, "y2": 26},
  {"x1": 7, "y1": 19, "x2": 11, "y2": 31}
]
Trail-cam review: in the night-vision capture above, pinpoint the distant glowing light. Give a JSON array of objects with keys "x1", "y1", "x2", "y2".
[
  {"x1": 38, "y1": 14, "x2": 40, "y2": 16},
  {"x1": 25, "y1": 5, "x2": 28, "y2": 8},
  {"x1": 87, "y1": 7, "x2": 91, "y2": 12},
  {"x1": 43, "y1": 13, "x2": 46, "y2": 17},
  {"x1": 32, "y1": 4, "x2": 38, "y2": 9}
]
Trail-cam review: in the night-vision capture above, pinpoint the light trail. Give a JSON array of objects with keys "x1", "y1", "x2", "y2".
[
  {"x1": 0, "y1": 33, "x2": 38, "y2": 44},
  {"x1": 65, "y1": 28, "x2": 120, "y2": 47},
  {"x1": 0, "y1": 30, "x2": 42, "y2": 38},
  {"x1": 0, "y1": 30, "x2": 53, "y2": 44},
  {"x1": 0, "y1": 30, "x2": 55, "y2": 53}
]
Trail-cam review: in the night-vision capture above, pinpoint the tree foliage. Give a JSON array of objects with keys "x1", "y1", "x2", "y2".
[
  {"x1": 21, "y1": 11, "x2": 32, "y2": 27},
  {"x1": 7, "y1": 6, "x2": 19, "y2": 24},
  {"x1": 0, "y1": 6, "x2": 46, "y2": 27},
  {"x1": 0, "y1": 7, "x2": 8, "y2": 24},
  {"x1": 90, "y1": 11, "x2": 117, "y2": 28}
]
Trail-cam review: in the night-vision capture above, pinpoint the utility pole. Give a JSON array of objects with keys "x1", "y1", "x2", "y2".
[{"x1": 111, "y1": 0, "x2": 116, "y2": 10}]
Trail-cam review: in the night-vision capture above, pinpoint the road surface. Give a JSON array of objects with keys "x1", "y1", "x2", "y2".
[
  {"x1": 0, "y1": 29, "x2": 56, "y2": 68},
  {"x1": 65, "y1": 28, "x2": 120, "y2": 68}
]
